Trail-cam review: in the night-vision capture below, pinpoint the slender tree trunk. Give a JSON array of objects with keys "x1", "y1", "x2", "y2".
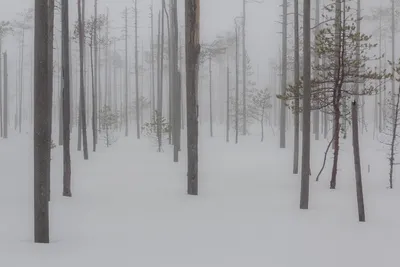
[
  {"x1": 156, "y1": 11, "x2": 162, "y2": 151},
  {"x1": 0, "y1": 39, "x2": 3, "y2": 137},
  {"x1": 235, "y1": 24, "x2": 239, "y2": 144},
  {"x1": 209, "y1": 55, "x2": 213, "y2": 137},
  {"x1": 3, "y1": 52, "x2": 7, "y2": 138},
  {"x1": 226, "y1": 64, "x2": 230, "y2": 143},
  {"x1": 313, "y1": 0, "x2": 320, "y2": 140},
  {"x1": 19, "y1": 30, "x2": 25, "y2": 133},
  {"x1": 124, "y1": 7, "x2": 128, "y2": 137},
  {"x1": 351, "y1": 101, "x2": 365, "y2": 221},
  {"x1": 46, "y1": 0, "x2": 55, "y2": 201},
  {"x1": 279, "y1": 0, "x2": 288, "y2": 148},
  {"x1": 34, "y1": 0, "x2": 50, "y2": 243},
  {"x1": 150, "y1": 4, "x2": 155, "y2": 116},
  {"x1": 171, "y1": 0, "x2": 180, "y2": 160},
  {"x1": 293, "y1": 0, "x2": 300, "y2": 174},
  {"x1": 78, "y1": 0, "x2": 89, "y2": 160},
  {"x1": 392, "y1": 0, "x2": 396, "y2": 122},
  {"x1": 330, "y1": 0, "x2": 342, "y2": 190},
  {"x1": 134, "y1": 0, "x2": 140, "y2": 139},
  {"x1": 61, "y1": 0, "x2": 71, "y2": 197},
  {"x1": 300, "y1": 0, "x2": 311, "y2": 210},
  {"x1": 92, "y1": 0, "x2": 98, "y2": 150},
  {"x1": 242, "y1": 0, "x2": 247, "y2": 135},
  {"x1": 186, "y1": 0, "x2": 200, "y2": 195}
]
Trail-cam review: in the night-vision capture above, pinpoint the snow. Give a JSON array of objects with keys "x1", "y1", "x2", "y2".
[{"x1": 1, "y1": 127, "x2": 400, "y2": 267}]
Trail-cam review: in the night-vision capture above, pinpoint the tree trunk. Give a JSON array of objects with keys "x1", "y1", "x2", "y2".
[
  {"x1": 313, "y1": 0, "x2": 320, "y2": 141},
  {"x1": 186, "y1": 0, "x2": 200, "y2": 195},
  {"x1": 34, "y1": 0, "x2": 50, "y2": 243},
  {"x1": 300, "y1": 0, "x2": 311, "y2": 210},
  {"x1": 0, "y1": 39, "x2": 3, "y2": 137},
  {"x1": 280, "y1": 0, "x2": 288, "y2": 148},
  {"x1": 293, "y1": 0, "x2": 300, "y2": 174},
  {"x1": 135, "y1": 0, "x2": 140, "y2": 139},
  {"x1": 124, "y1": 7, "x2": 128, "y2": 137},
  {"x1": 235, "y1": 24, "x2": 239, "y2": 144},
  {"x1": 209, "y1": 55, "x2": 213, "y2": 137},
  {"x1": 92, "y1": 0, "x2": 98, "y2": 150},
  {"x1": 226, "y1": 64, "x2": 230, "y2": 143},
  {"x1": 78, "y1": 0, "x2": 89, "y2": 160},
  {"x1": 3, "y1": 52, "x2": 7, "y2": 138},
  {"x1": 351, "y1": 101, "x2": 365, "y2": 221},
  {"x1": 242, "y1": 0, "x2": 247, "y2": 135},
  {"x1": 61, "y1": 0, "x2": 72, "y2": 197}
]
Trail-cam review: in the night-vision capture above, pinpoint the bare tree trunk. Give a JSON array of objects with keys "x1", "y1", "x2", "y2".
[
  {"x1": 226, "y1": 64, "x2": 230, "y2": 143},
  {"x1": 156, "y1": 11, "x2": 162, "y2": 151},
  {"x1": 242, "y1": 0, "x2": 247, "y2": 135},
  {"x1": 92, "y1": 0, "x2": 98, "y2": 150},
  {"x1": 150, "y1": 4, "x2": 155, "y2": 116},
  {"x1": 124, "y1": 7, "x2": 128, "y2": 137},
  {"x1": 134, "y1": 0, "x2": 140, "y2": 139},
  {"x1": 209, "y1": 55, "x2": 213, "y2": 137},
  {"x1": 34, "y1": 0, "x2": 50, "y2": 243},
  {"x1": 186, "y1": 0, "x2": 200, "y2": 195},
  {"x1": 78, "y1": 0, "x2": 89, "y2": 160},
  {"x1": 351, "y1": 101, "x2": 365, "y2": 222},
  {"x1": 392, "y1": 0, "x2": 396, "y2": 122},
  {"x1": 46, "y1": 0, "x2": 55, "y2": 201},
  {"x1": 19, "y1": 30, "x2": 25, "y2": 133},
  {"x1": 280, "y1": 0, "x2": 288, "y2": 148},
  {"x1": 313, "y1": 0, "x2": 320, "y2": 140},
  {"x1": 3, "y1": 52, "x2": 7, "y2": 138},
  {"x1": 61, "y1": 0, "x2": 72, "y2": 197},
  {"x1": 235, "y1": 23, "x2": 239, "y2": 144},
  {"x1": 300, "y1": 0, "x2": 311, "y2": 210},
  {"x1": 0, "y1": 40, "x2": 3, "y2": 137},
  {"x1": 293, "y1": 0, "x2": 300, "y2": 174},
  {"x1": 171, "y1": 0, "x2": 180, "y2": 160}
]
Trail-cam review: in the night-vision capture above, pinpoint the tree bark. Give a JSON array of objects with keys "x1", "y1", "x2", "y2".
[
  {"x1": 61, "y1": 0, "x2": 71, "y2": 197},
  {"x1": 134, "y1": 0, "x2": 140, "y2": 139},
  {"x1": 186, "y1": 0, "x2": 200, "y2": 195},
  {"x1": 300, "y1": 0, "x2": 311, "y2": 210},
  {"x1": 351, "y1": 101, "x2": 365, "y2": 222},
  {"x1": 293, "y1": 0, "x2": 300, "y2": 174},
  {"x1": 280, "y1": 0, "x2": 288, "y2": 148},
  {"x1": 78, "y1": 0, "x2": 89, "y2": 160},
  {"x1": 3, "y1": 52, "x2": 7, "y2": 138},
  {"x1": 34, "y1": 0, "x2": 50, "y2": 243}
]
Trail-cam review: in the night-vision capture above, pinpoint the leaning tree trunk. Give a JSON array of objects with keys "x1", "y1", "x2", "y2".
[{"x1": 186, "y1": 0, "x2": 200, "y2": 195}]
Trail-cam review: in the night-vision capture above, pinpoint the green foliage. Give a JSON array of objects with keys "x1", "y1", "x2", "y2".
[
  {"x1": 248, "y1": 88, "x2": 272, "y2": 121},
  {"x1": 278, "y1": 0, "x2": 389, "y2": 117},
  {"x1": 99, "y1": 105, "x2": 119, "y2": 147},
  {"x1": 0, "y1": 21, "x2": 13, "y2": 39},
  {"x1": 142, "y1": 112, "x2": 171, "y2": 139}
]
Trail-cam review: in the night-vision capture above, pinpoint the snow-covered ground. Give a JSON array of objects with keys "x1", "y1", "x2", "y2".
[{"x1": 1, "y1": 126, "x2": 399, "y2": 267}]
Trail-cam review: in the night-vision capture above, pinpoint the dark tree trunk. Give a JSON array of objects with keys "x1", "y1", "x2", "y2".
[
  {"x1": 61, "y1": 0, "x2": 71, "y2": 197},
  {"x1": 185, "y1": 0, "x2": 200, "y2": 195},
  {"x1": 34, "y1": 0, "x2": 50, "y2": 243},
  {"x1": 78, "y1": 0, "x2": 89, "y2": 160},
  {"x1": 300, "y1": 0, "x2": 311, "y2": 210},
  {"x1": 351, "y1": 101, "x2": 365, "y2": 222}
]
